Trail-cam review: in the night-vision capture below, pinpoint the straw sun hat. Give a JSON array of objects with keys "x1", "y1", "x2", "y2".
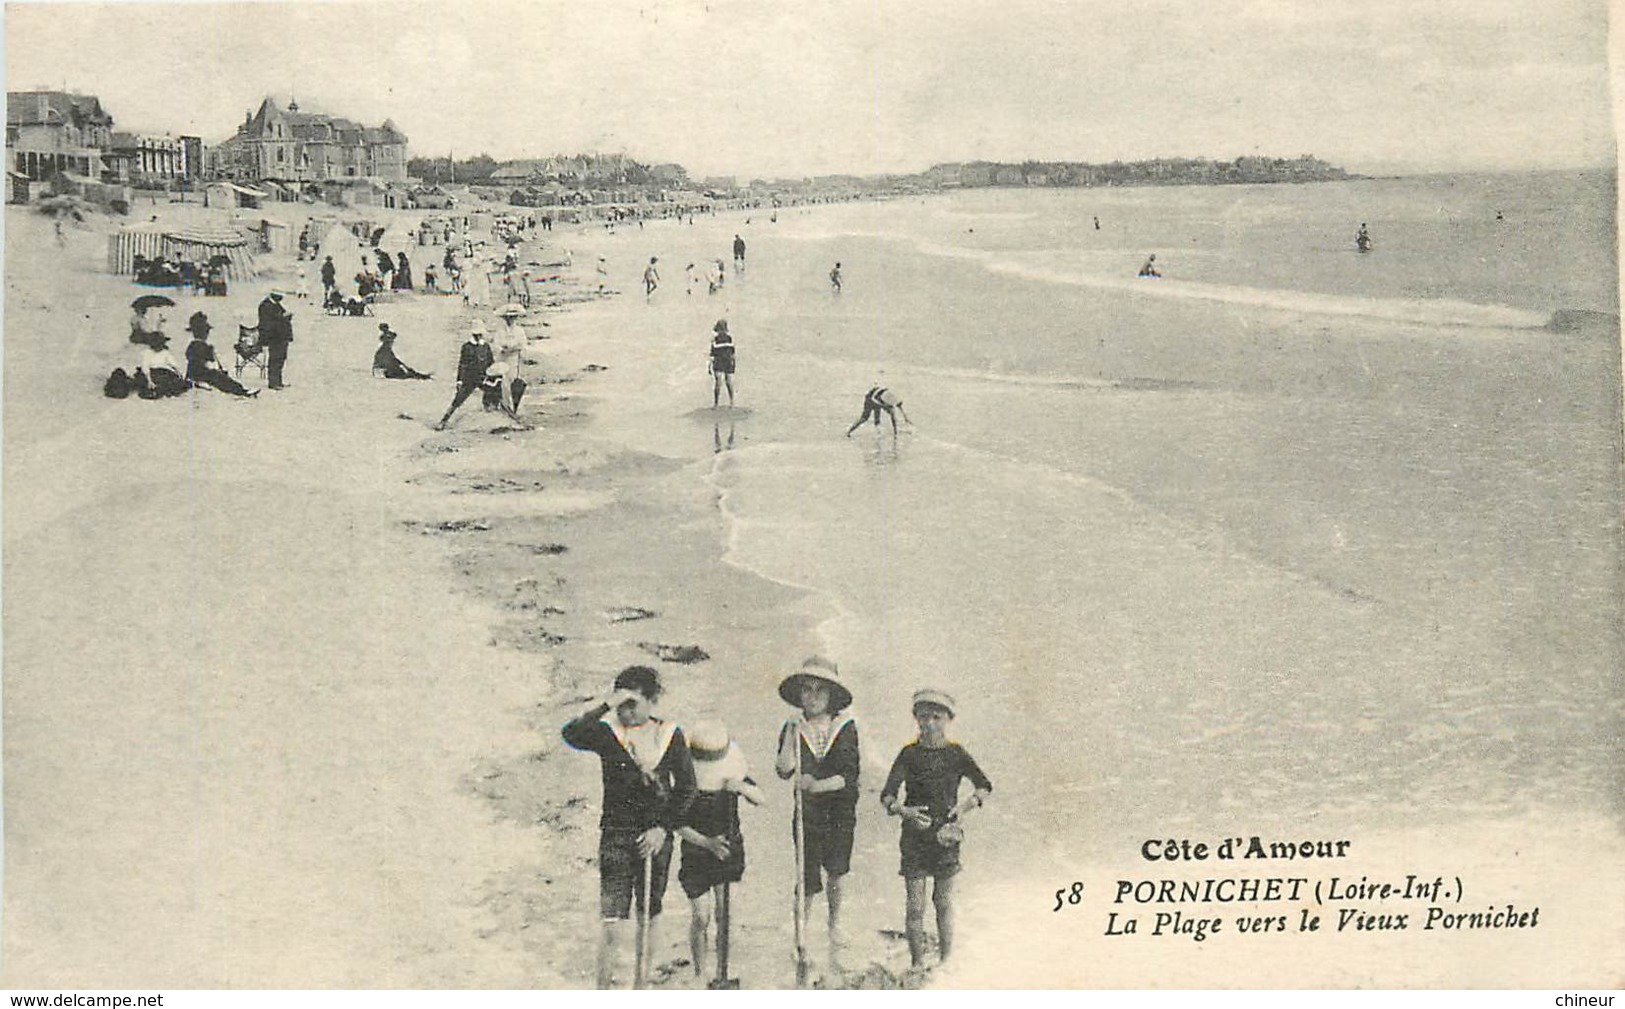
[
  {"x1": 777, "y1": 655, "x2": 852, "y2": 712},
  {"x1": 686, "y1": 721, "x2": 749, "y2": 792}
]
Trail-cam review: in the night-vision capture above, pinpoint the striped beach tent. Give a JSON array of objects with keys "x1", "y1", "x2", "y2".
[{"x1": 108, "y1": 223, "x2": 258, "y2": 283}]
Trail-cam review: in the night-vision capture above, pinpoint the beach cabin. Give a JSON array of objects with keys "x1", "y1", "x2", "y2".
[
  {"x1": 259, "y1": 181, "x2": 300, "y2": 203},
  {"x1": 204, "y1": 181, "x2": 268, "y2": 210},
  {"x1": 342, "y1": 180, "x2": 399, "y2": 208},
  {"x1": 7, "y1": 171, "x2": 32, "y2": 204},
  {"x1": 253, "y1": 218, "x2": 294, "y2": 256}
]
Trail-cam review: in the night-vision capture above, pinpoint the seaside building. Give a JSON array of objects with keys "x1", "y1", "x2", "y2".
[
  {"x1": 107, "y1": 132, "x2": 191, "y2": 185},
  {"x1": 5, "y1": 90, "x2": 115, "y2": 181},
  {"x1": 210, "y1": 97, "x2": 407, "y2": 183}
]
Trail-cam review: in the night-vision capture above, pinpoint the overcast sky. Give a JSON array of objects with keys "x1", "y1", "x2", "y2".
[{"x1": 4, "y1": 0, "x2": 1616, "y2": 178}]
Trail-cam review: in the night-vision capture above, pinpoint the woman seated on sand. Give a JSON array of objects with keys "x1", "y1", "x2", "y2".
[
  {"x1": 134, "y1": 332, "x2": 189, "y2": 399},
  {"x1": 326, "y1": 288, "x2": 371, "y2": 317},
  {"x1": 183, "y1": 312, "x2": 257, "y2": 398},
  {"x1": 373, "y1": 324, "x2": 432, "y2": 380},
  {"x1": 129, "y1": 305, "x2": 169, "y2": 350}
]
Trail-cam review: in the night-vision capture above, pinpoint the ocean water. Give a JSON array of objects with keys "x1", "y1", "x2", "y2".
[{"x1": 576, "y1": 171, "x2": 1622, "y2": 872}]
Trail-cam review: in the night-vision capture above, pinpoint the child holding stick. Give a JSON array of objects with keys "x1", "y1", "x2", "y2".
[
  {"x1": 776, "y1": 656, "x2": 860, "y2": 975},
  {"x1": 562, "y1": 666, "x2": 697, "y2": 988},
  {"x1": 676, "y1": 722, "x2": 762, "y2": 984}
]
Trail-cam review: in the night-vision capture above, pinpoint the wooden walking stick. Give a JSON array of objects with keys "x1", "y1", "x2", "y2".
[
  {"x1": 792, "y1": 736, "x2": 810, "y2": 987},
  {"x1": 634, "y1": 850, "x2": 653, "y2": 989},
  {"x1": 708, "y1": 882, "x2": 740, "y2": 989}
]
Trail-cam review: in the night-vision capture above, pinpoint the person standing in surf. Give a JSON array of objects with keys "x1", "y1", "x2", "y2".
[
  {"x1": 708, "y1": 319, "x2": 736, "y2": 408},
  {"x1": 776, "y1": 657, "x2": 860, "y2": 974},
  {"x1": 563, "y1": 666, "x2": 697, "y2": 988},
  {"x1": 880, "y1": 689, "x2": 992, "y2": 972},
  {"x1": 829, "y1": 262, "x2": 843, "y2": 293}
]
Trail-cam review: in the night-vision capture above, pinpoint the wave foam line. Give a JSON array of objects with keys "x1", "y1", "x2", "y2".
[
  {"x1": 701, "y1": 448, "x2": 857, "y2": 655},
  {"x1": 912, "y1": 240, "x2": 1552, "y2": 331},
  {"x1": 703, "y1": 434, "x2": 1381, "y2": 613}
]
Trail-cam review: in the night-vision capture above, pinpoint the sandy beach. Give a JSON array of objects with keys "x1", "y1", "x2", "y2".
[
  {"x1": 2, "y1": 196, "x2": 903, "y2": 988},
  {"x1": 4, "y1": 177, "x2": 1622, "y2": 990}
]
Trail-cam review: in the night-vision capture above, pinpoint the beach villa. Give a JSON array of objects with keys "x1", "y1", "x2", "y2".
[
  {"x1": 210, "y1": 97, "x2": 407, "y2": 184},
  {"x1": 5, "y1": 90, "x2": 115, "y2": 182}
]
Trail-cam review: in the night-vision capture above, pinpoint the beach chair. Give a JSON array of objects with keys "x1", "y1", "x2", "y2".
[{"x1": 234, "y1": 325, "x2": 267, "y2": 380}]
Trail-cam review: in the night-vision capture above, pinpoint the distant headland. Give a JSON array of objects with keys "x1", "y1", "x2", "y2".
[{"x1": 920, "y1": 156, "x2": 1357, "y2": 189}]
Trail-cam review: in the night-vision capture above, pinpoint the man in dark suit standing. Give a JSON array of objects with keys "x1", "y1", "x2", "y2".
[
  {"x1": 257, "y1": 290, "x2": 294, "y2": 390},
  {"x1": 435, "y1": 320, "x2": 496, "y2": 430}
]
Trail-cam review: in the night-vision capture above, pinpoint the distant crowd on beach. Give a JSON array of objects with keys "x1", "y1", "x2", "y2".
[
  {"x1": 104, "y1": 210, "x2": 576, "y2": 416},
  {"x1": 106, "y1": 210, "x2": 920, "y2": 456},
  {"x1": 563, "y1": 659, "x2": 991, "y2": 989}
]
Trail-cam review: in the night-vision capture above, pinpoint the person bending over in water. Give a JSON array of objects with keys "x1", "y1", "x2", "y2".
[{"x1": 845, "y1": 386, "x2": 912, "y2": 437}]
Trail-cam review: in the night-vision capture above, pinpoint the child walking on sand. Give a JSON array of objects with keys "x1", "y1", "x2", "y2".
[
  {"x1": 562, "y1": 666, "x2": 697, "y2": 988},
  {"x1": 879, "y1": 689, "x2": 992, "y2": 971},
  {"x1": 776, "y1": 656, "x2": 860, "y2": 975},
  {"x1": 676, "y1": 722, "x2": 763, "y2": 983}
]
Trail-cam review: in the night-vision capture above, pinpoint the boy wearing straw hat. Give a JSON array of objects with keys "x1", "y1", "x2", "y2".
[
  {"x1": 676, "y1": 722, "x2": 762, "y2": 983},
  {"x1": 776, "y1": 656, "x2": 860, "y2": 973},
  {"x1": 879, "y1": 688, "x2": 993, "y2": 970},
  {"x1": 562, "y1": 666, "x2": 697, "y2": 988}
]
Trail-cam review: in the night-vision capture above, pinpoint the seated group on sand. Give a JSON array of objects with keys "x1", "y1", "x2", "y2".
[{"x1": 108, "y1": 303, "x2": 257, "y2": 400}]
